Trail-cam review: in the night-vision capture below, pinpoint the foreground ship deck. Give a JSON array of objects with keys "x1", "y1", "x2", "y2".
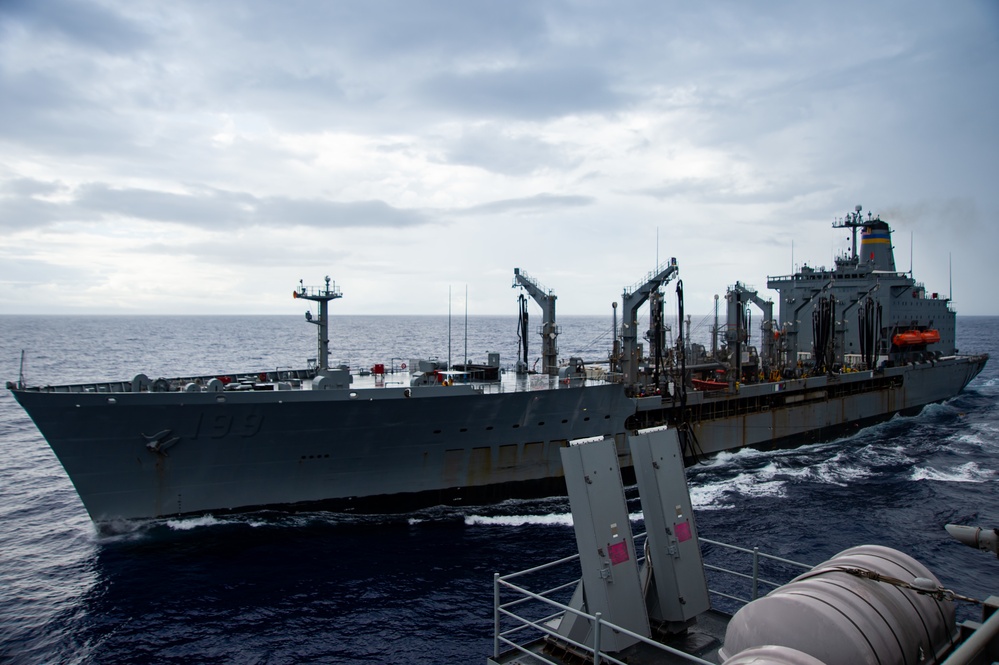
[{"x1": 488, "y1": 431, "x2": 999, "y2": 665}]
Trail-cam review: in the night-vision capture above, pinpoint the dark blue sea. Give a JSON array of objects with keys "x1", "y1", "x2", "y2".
[{"x1": 1, "y1": 315, "x2": 996, "y2": 664}]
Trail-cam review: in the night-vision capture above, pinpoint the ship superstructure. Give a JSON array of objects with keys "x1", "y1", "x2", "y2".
[
  {"x1": 617, "y1": 207, "x2": 987, "y2": 462},
  {"x1": 770, "y1": 206, "x2": 957, "y2": 370}
]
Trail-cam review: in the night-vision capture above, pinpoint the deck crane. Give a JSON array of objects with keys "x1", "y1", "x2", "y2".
[
  {"x1": 512, "y1": 268, "x2": 559, "y2": 377},
  {"x1": 726, "y1": 281, "x2": 776, "y2": 384},
  {"x1": 620, "y1": 258, "x2": 678, "y2": 389}
]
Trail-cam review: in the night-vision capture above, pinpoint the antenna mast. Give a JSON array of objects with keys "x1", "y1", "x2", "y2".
[
  {"x1": 448, "y1": 285, "x2": 452, "y2": 372},
  {"x1": 18, "y1": 349, "x2": 26, "y2": 389},
  {"x1": 831, "y1": 205, "x2": 864, "y2": 261},
  {"x1": 464, "y1": 284, "x2": 468, "y2": 368}
]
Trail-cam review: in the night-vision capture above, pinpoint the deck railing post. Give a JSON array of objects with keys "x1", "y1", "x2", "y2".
[
  {"x1": 493, "y1": 573, "x2": 500, "y2": 659},
  {"x1": 593, "y1": 612, "x2": 602, "y2": 665},
  {"x1": 752, "y1": 546, "x2": 760, "y2": 600}
]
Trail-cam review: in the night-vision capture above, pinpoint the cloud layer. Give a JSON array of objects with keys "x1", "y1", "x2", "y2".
[{"x1": 1, "y1": 0, "x2": 997, "y2": 315}]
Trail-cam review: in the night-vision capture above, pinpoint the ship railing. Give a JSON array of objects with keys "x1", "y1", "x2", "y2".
[
  {"x1": 698, "y1": 537, "x2": 810, "y2": 605},
  {"x1": 19, "y1": 367, "x2": 319, "y2": 393},
  {"x1": 622, "y1": 258, "x2": 677, "y2": 297},
  {"x1": 297, "y1": 282, "x2": 342, "y2": 299},
  {"x1": 491, "y1": 533, "x2": 812, "y2": 665},
  {"x1": 513, "y1": 269, "x2": 554, "y2": 297}
]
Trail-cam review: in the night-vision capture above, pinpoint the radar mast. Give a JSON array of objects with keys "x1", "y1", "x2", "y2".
[{"x1": 293, "y1": 275, "x2": 343, "y2": 372}]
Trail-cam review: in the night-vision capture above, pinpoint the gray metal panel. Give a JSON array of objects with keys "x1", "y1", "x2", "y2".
[
  {"x1": 629, "y1": 427, "x2": 710, "y2": 623},
  {"x1": 558, "y1": 438, "x2": 650, "y2": 652}
]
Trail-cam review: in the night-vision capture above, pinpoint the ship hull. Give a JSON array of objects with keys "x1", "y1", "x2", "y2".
[
  {"x1": 652, "y1": 355, "x2": 989, "y2": 460},
  {"x1": 12, "y1": 383, "x2": 634, "y2": 521},
  {"x1": 11, "y1": 355, "x2": 987, "y2": 522}
]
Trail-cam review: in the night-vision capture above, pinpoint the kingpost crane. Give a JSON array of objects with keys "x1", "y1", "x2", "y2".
[
  {"x1": 726, "y1": 281, "x2": 776, "y2": 383},
  {"x1": 620, "y1": 258, "x2": 678, "y2": 388},
  {"x1": 512, "y1": 268, "x2": 560, "y2": 377}
]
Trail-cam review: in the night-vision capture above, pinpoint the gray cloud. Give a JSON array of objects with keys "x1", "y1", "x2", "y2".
[
  {"x1": 1, "y1": 1, "x2": 997, "y2": 314},
  {"x1": 0, "y1": 68, "x2": 137, "y2": 154},
  {"x1": 0, "y1": 1, "x2": 606, "y2": 153},
  {"x1": 0, "y1": 255, "x2": 93, "y2": 290},
  {"x1": 212, "y1": 1, "x2": 546, "y2": 58},
  {"x1": 0, "y1": 182, "x2": 430, "y2": 230},
  {"x1": 418, "y1": 64, "x2": 625, "y2": 121},
  {"x1": 0, "y1": 177, "x2": 67, "y2": 197},
  {"x1": 136, "y1": 238, "x2": 351, "y2": 265},
  {"x1": 0, "y1": 192, "x2": 72, "y2": 228},
  {"x1": 434, "y1": 125, "x2": 581, "y2": 175},
  {"x1": 4, "y1": 0, "x2": 995, "y2": 145},
  {"x1": 253, "y1": 197, "x2": 427, "y2": 228},
  {"x1": 633, "y1": 178, "x2": 835, "y2": 206},
  {"x1": 455, "y1": 193, "x2": 595, "y2": 217},
  {"x1": 160, "y1": 2, "x2": 560, "y2": 133},
  {"x1": 0, "y1": 0, "x2": 149, "y2": 54},
  {"x1": 635, "y1": 178, "x2": 727, "y2": 202}
]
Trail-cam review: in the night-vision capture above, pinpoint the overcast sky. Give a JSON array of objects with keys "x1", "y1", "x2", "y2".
[{"x1": 1, "y1": 0, "x2": 997, "y2": 318}]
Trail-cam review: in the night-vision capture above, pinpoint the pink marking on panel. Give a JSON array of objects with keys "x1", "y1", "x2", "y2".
[
  {"x1": 675, "y1": 521, "x2": 692, "y2": 543},
  {"x1": 608, "y1": 541, "x2": 629, "y2": 565}
]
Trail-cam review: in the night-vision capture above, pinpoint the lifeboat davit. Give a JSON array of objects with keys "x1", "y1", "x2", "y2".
[{"x1": 921, "y1": 329, "x2": 941, "y2": 344}]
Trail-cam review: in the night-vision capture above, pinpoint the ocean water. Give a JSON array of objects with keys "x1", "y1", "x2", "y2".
[{"x1": 0, "y1": 314, "x2": 996, "y2": 664}]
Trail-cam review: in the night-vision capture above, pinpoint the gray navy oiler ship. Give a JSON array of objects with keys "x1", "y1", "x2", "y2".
[{"x1": 7, "y1": 206, "x2": 989, "y2": 522}]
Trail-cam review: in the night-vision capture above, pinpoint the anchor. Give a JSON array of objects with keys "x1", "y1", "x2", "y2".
[{"x1": 142, "y1": 429, "x2": 180, "y2": 456}]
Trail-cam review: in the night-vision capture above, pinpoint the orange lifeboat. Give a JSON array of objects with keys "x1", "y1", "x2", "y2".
[
  {"x1": 892, "y1": 331, "x2": 923, "y2": 347},
  {"x1": 692, "y1": 378, "x2": 728, "y2": 391},
  {"x1": 920, "y1": 329, "x2": 941, "y2": 344}
]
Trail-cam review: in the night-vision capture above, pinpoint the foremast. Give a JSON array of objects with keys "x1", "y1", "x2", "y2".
[{"x1": 294, "y1": 276, "x2": 343, "y2": 372}]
